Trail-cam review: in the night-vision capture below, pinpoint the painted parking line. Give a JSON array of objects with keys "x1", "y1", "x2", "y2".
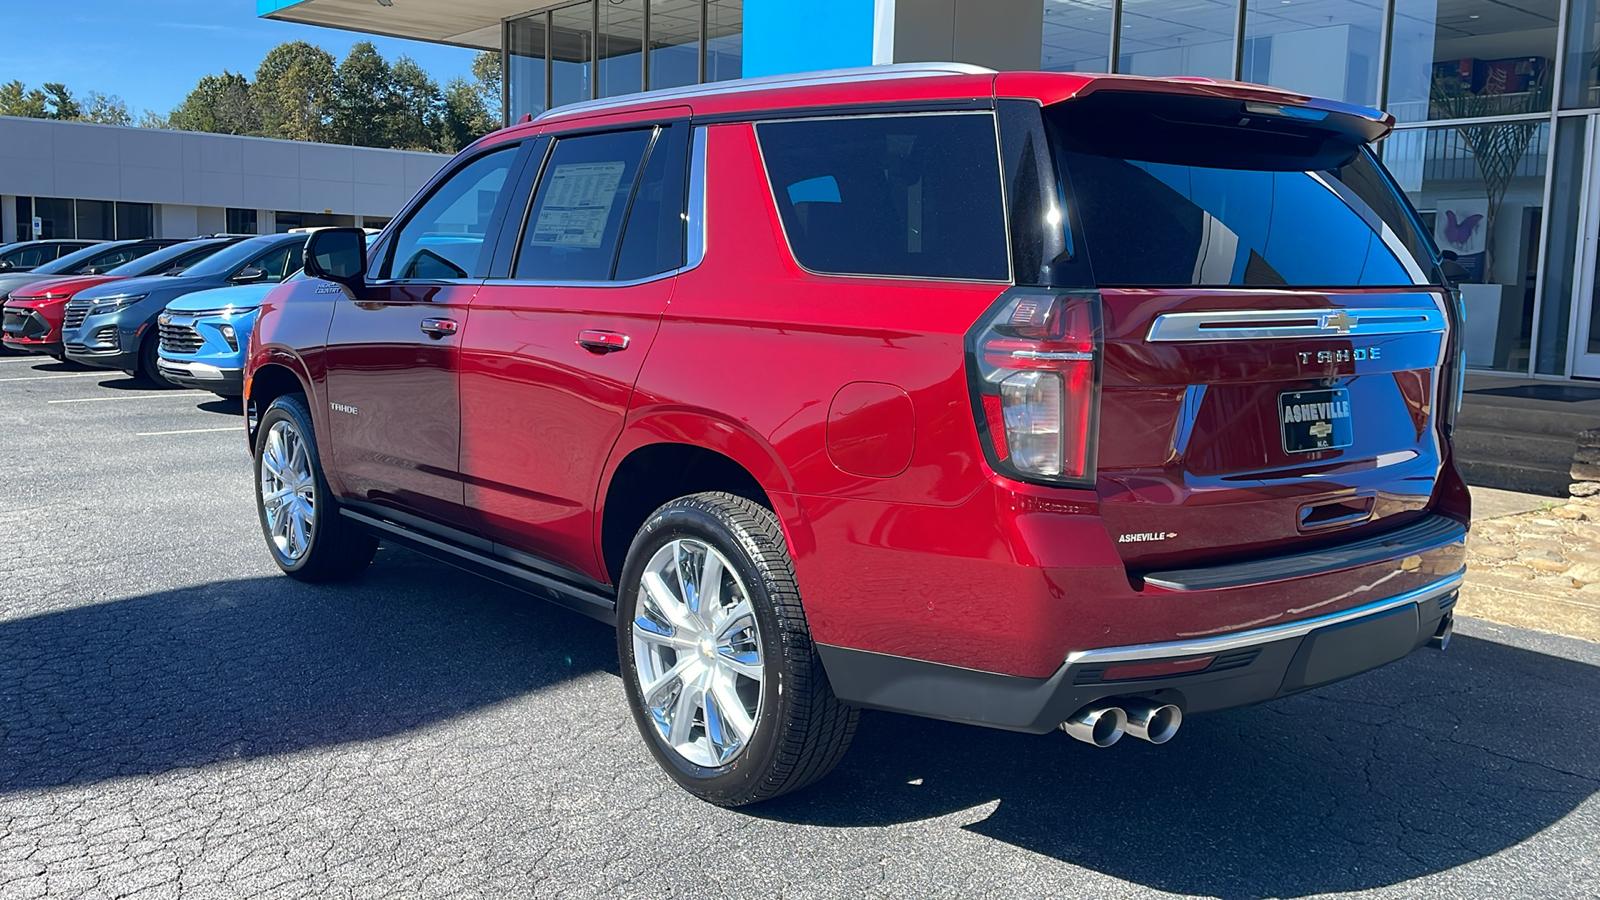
[
  {"x1": 0, "y1": 372, "x2": 108, "y2": 383},
  {"x1": 136, "y1": 426, "x2": 241, "y2": 436},
  {"x1": 48, "y1": 392, "x2": 212, "y2": 404}
]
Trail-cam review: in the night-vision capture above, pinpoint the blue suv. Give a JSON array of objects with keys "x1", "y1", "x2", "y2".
[{"x1": 63, "y1": 233, "x2": 306, "y2": 385}]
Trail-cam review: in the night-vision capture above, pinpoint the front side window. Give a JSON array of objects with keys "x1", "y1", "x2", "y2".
[
  {"x1": 384, "y1": 145, "x2": 522, "y2": 281},
  {"x1": 514, "y1": 129, "x2": 654, "y2": 282},
  {"x1": 248, "y1": 242, "x2": 305, "y2": 282},
  {"x1": 756, "y1": 113, "x2": 1011, "y2": 281},
  {"x1": 1, "y1": 246, "x2": 48, "y2": 269}
]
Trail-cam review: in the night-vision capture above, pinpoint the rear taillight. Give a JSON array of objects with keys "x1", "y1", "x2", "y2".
[{"x1": 966, "y1": 288, "x2": 1102, "y2": 485}]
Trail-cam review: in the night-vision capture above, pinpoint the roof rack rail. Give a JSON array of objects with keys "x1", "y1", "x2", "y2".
[{"x1": 533, "y1": 62, "x2": 997, "y2": 122}]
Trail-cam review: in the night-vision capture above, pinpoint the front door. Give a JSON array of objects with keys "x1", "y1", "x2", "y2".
[
  {"x1": 461, "y1": 123, "x2": 690, "y2": 581},
  {"x1": 323, "y1": 142, "x2": 528, "y2": 527}
]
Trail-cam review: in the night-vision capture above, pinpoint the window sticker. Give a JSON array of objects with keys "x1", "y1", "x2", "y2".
[{"x1": 532, "y1": 161, "x2": 628, "y2": 248}]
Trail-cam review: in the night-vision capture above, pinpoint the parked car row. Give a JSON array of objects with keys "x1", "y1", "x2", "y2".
[{"x1": 1, "y1": 231, "x2": 369, "y2": 393}]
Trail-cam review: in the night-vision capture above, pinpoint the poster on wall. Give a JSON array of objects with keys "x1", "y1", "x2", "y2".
[{"x1": 1433, "y1": 198, "x2": 1489, "y2": 283}]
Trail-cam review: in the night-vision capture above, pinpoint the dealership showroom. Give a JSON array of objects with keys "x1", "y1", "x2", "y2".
[{"x1": 1, "y1": 0, "x2": 1599, "y2": 897}]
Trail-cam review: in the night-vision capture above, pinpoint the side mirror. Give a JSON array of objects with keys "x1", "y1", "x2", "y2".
[
  {"x1": 302, "y1": 228, "x2": 368, "y2": 297},
  {"x1": 0, "y1": 261, "x2": 12, "y2": 272},
  {"x1": 232, "y1": 266, "x2": 268, "y2": 285},
  {"x1": 82, "y1": 266, "x2": 103, "y2": 276}
]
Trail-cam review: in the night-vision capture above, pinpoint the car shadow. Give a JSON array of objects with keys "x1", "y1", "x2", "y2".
[
  {"x1": 196, "y1": 397, "x2": 243, "y2": 416},
  {"x1": 750, "y1": 632, "x2": 1600, "y2": 898},
  {"x1": 0, "y1": 550, "x2": 615, "y2": 796}
]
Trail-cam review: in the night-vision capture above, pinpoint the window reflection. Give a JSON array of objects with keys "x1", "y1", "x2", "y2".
[
  {"x1": 1118, "y1": 0, "x2": 1235, "y2": 79},
  {"x1": 599, "y1": 0, "x2": 644, "y2": 98},
  {"x1": 552, "y1": 2, "x2": 595, "y2": 107},
  {"x1": 1563, "y1": 0, "x2": 1600, "y2": 108},
  {"x1": 1041, "y1": 0, "x2": 1112, "y2": 73},
  {"x1": 650, "y1": 0, "x2": 701, "y2": 90},
  {"x1": 1389, "y1": 0, "x2": 1558, "y2": 123},
  {"x1": 707, "y1": 0, "x2": 742, "y2": 82},
  {"x1": 507, "y1": 14, "x2": 548, "y2": 122},
  {"x1": 1242, "y1": 0, "x2": 1383, "y2": 107}
]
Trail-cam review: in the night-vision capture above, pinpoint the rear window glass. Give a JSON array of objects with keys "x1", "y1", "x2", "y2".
[
  {"x1": 757, "y1": 113, "x2": 1010, "y2": 281},
  {"x1": 1055, "y1": 144, "x2": 1435, "y2": 288}
]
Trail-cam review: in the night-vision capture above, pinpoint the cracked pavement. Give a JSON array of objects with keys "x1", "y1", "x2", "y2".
[{"x1": 1, "y1": 353, "x2": 1598, "y2": 899}]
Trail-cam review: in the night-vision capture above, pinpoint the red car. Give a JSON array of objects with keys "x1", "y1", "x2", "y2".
[
  {"x1": 246, "y1": 65, "x2": 1468, "y2": 805},
  {"x1": 3, "y1": 239, "x2": 240, "y2": 359}
]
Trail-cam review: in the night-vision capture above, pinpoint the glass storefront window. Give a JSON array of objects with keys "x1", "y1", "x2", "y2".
[
  {"x1": 1118, "y1": 0, "x2": 1236, "y2": 79},
  {"x1": 34, "y1": 198, "x2": 73, "y2": 240},
  {"x1": 1042, "y1": 0, "x2": 1113, "y2": 73},
  {"x1": 75, "y1": 199, "x2": 112, "y2": 240},
  {"x1": 1385, "y1": 121, "x2": 1550, "y2": 371},
  {"x1": 706, "y1": 0, "x2": 742, "y2": 82},
  {"x1": 1538, "y1": 117, "x2": 1586, "y2": 373},
  {"x1": 599, "y1": 0, "x2": 644, "y2": 99},
  {"x1": 116, "y1": 202, "x2": 154, "y2": 239},
  {"x1": 552, "y1": 2, "x2": 595, "y2": 107},
  {"x1": 507, "y1": 14, "x2": 548, "y2": 122},
  {"x1": 1242, "y1": 0, "x2": 1382, "y2": 108},
  {"x1": 1563, "y1": 0, "x2": 1600, "y2": 108},
  {"x1": 649, "y1": 0, "x2": 701, "y2": 90},
  {"x1": 1389, "y1": 0, "x2": 1558, "y2": 123}
]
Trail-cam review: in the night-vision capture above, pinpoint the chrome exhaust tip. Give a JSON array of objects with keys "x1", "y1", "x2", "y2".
[
  {"x1": 1122, "y1": 698, "x2": 1183, "y2": 745},
  {"x1": 1431, "y1": 614, "x2": 1454, "y2": 650},
  {"x1": 1061, "y1": 703, "x2": 1127, "y2": 747}
]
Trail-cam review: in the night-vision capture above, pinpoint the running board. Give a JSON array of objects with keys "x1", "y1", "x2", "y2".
[{"x1": 339, "y1": 508, "x2": 618, "y2": 625}]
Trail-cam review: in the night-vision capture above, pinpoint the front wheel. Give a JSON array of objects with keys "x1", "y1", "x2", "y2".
[
  {"x1": 253, "y1": 393, "x2": 376, "y2": 582},
  {"x1": 618, "y1": 492, "x2": 858, "y2": 806}
]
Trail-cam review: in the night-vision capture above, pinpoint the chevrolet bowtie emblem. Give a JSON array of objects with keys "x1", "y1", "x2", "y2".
[
  {"x1": 1309, "y1": 421, "x2": 1334, "y2": 439},
  {"x1": 1321, "y1": 311, "x2": 1357, "y2": 334}
]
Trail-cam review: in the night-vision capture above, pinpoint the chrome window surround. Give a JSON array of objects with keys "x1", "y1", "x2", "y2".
[
  {"x1": 752, "y1": 110, "x2": 1014, "y2": 286},
  {"x1": 1065, "y1": 569, "x2": 1463, "y2": 666},
  {"x1": 1146, "y1": 306, "x2": 1448, "y2": 342}
]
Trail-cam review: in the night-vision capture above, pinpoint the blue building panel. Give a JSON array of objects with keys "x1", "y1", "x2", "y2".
[{"x1": 744, "y1": 0, "x2": 877, "y2": 78}]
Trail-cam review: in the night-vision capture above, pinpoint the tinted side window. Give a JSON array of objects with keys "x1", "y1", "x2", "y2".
[
  {"x1": 3, "y1": 247, "x2": 47, "y2": 268},
  {"x1": 384, "y1": 145, "x2": 521, "y2": 281},
  {"x1": 250, "y1": 243, "x2": 304, "y2": 282},
  {"x1": 756, "y1": 114, "x2": 1010, "y2": 281},
  {"x1": 514, "y1": 129, "x2": 653, "y2": 282},
  {"x1": 82, "y1": 246, "x2": 145, "y2": 271},
  {"x1": 614, "y1": 126, "x2": 689, "y2": 281}
]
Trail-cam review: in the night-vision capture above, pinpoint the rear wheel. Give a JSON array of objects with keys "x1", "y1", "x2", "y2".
[
  {"x1": 618, "y1": 492, "x2": 857, "y2": 806},
  {"x1": 253, "y1": 393, "x2": 376, "y2": 582}
]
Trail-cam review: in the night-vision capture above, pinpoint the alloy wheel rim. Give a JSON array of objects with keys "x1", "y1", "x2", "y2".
[
  {"x1": 259, "y1": 419, "x2": 316, "y2": 562},
  {"x1": 631, "y1": 538, "x2": 764, "y2": 768}
]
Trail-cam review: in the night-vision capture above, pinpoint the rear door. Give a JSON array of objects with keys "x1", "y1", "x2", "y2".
[
  {"x1": 1041, "y1": 91, "x2": 1453, "y2": 570},
  {"x1": 460, "y1": 120, "x2": 690, "y2": 581}
]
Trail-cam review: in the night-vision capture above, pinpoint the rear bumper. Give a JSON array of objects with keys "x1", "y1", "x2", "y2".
[{"x1": 818, "y1": 569, "x2": 1460, "y2": 733}]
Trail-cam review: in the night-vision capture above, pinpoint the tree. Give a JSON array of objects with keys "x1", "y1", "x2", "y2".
[
  {"x1": 41, "y1": 83, "x2": 81, "y2": 120},
  {"x1": 439, "y1": 51, "x2": 503, "y2": 152},
  {"x1": 386, "y1": 56, "x2": 444, "y2": 151},
  {"x1": 168, "y1": 72, "x2": 261, "y2": 136},
  {"x1": 0, "y1": 80, "x2": 49, "y2": 118},
  {"x1": 81, "y1": 92, "x2": 132, "y2": 126},
  {"x1": 330, "y1": 42, "x2": 393, "y2": 148},
  {"x1": 254, "y1": 41, "x2": 336, "y2": 142}
]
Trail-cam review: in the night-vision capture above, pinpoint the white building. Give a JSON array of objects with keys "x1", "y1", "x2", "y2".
[{"x1": 0, "y1": 115, "x2": 449, "y2": 243}]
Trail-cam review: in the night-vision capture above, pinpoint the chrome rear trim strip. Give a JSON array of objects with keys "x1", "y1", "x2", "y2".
[
  {"x1": 1064, "y1": 570, "x2": 1463, "y2": 666},
  {"x1": 1146, "y1": 307, "x2": 1447, "y2": 342}
]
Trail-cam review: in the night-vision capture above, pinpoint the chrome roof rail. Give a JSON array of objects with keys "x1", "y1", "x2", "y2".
[{"x1": 533, "y1": 62, "x2": 998, "y2": 122}]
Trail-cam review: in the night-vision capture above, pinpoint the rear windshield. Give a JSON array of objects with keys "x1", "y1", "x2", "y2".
[
  {"x1": 1047, "y1": 104, "x2": 1439, "y2": 288},
  {"x1": 756, "y1": 113, "x2": 1010, "y2": 282}
]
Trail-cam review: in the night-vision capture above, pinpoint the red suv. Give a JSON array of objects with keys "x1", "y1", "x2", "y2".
[{"x1": 246, "y1": 65, "x2": 1469, "y2": 806}]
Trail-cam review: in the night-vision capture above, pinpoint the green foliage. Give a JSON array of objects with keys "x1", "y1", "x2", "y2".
[{"x1": 2, "y1": 42, "x2": 504, "y2": 153}]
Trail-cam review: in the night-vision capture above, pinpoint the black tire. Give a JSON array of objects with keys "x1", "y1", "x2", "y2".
[
  {"x1": 138, "y1": 332, "x2": 175, "y2": 388},
  {"x1": 253, "y1": 393, "x2": 377, "y2": 582},
  {"x1": 617, "y1": 491, "x2": 858, "y2": 806}
]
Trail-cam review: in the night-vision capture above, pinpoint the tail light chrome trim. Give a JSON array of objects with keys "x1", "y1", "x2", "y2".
[{"x1": 1146, "y1": 306, "x2": 1447, "y2": 342}]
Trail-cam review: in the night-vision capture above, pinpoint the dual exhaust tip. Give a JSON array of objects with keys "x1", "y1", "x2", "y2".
[{"x1": 1061, "y1": 698, "x2": 1183, "y2": 748}]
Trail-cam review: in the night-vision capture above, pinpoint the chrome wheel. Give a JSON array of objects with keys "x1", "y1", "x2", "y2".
[
  {"x1": 259, "y1": 418, "x2": 316, "y2": 562},
  {"x1": 631, "y1": 538, "x2": 764, "y2": 768}
]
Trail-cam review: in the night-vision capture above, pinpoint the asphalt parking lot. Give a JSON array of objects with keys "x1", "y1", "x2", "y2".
[{"x1": 2, "y1": 353, "x2": 1598, "y2": 899}]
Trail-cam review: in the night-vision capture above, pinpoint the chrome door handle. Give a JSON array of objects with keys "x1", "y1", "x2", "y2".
[
  {"x1": 420, "y1": 317, "x2": 459, "y2": 339},
  {"x1": 577, "y1": 330, "x2": 630, "y2": 353}
]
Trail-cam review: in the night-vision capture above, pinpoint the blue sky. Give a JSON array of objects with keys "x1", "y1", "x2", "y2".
[{"x1": 0, "y1": 0, "x2": 479, "y2": 117}]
